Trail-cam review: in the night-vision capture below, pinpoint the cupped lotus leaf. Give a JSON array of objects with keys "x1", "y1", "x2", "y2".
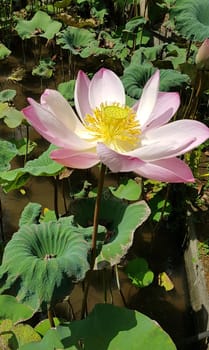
[
  {"x1": 19, "y1": 202, "x2": 42, "y2": 226},
  {"x1": 0, "y1": 139, "x2": 18, "y2": 171},
  {"x1": 0, "y1": 295, "x2": 35, "y2": 323},
  {"x1": 0, "y1": 43, "x2": 11, "y2": 59},
  {"x1": 0, "y1": 168, "x2": 29, "y2": 193},
  {"x1": 15, "y1": 11, "x2": 62, "y2": 40},
  {"x1": 70, "y1": 190, "x2": 150, "y2": 268},
  {"x1": 0, "y1": 220, "x2": 90, "y2": 311},
  {"x1": 122, "y1": 63, "x2": 189, "y2": 99},
  {"x1": 57, "y1": 26, "x2": 96, "y2": 55},
  {"x1": 0, "y1": 103, "x2": 24, "y2": 128},
  {"x1": 24, "y1": 144, "x2": 64, "y2": 176},
  {"x1": 170, "y1": 0, "x2": 209, "y2": 41}
]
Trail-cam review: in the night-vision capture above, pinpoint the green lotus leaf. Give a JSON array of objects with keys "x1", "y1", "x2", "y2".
[
  {"x1": 0, "y1": 319, "x2": 41, "y2": 349},
  {"x1": 71, "y1": 190, "x2": 150, "y2": 268},
  {"x1": 109, "y1": 178, "x2": 142, "y2": 201},
  {"x1": 57, "y1": 26, "x2": 96, "y2": 55},
  {"x1": 122, "y1": 63, "x2": 189, "y2": 99},
  {"x1": 0, "y1": 103, "x2": 24, "y2": 128},
  {"x1": 24, "y1": 144, "x2": 64, "y2": 176},
  {"x1": 10, "y1": 138, "x2": 37, "y2": 156},
  {"x1": 0, "y1": 43, "x2": 11, "y2": 59},
  {"x1": 170, "y1": 0, "x2": 209, "y2": 41},
  {"x1": 125, "y1": 257, "x2": 154, "y2": 288},
  {"x1": 21, "y1": 304, "x2": 176, "y2": 349},
  {"x1": 0, "y1": 89, "x2": 16, "y2": 102},
  {"x1": 0, "y1": 220, "x2": 90, "y2": 311},
  {"x1": 19, "y1": 202, "x2": 42, "y2": 226},
  {"x1": 58, "y1": 80, "x2": 75, "y2": 103},
  {"x1": 32, "y1": 59, "x2": 55, "y2": 79},
  {"x1": 124, "y1": 16, "x2": 147, "y2": 32},
  {"x1": 0, "y1": 295, "x2": 35, "y2": 323},
  {"x1": 0, "y1": 168, "x2": 29, "y2": 193},
  {"x1": 0, "y1": 139, "x2": 18, "y2": 171},
  {"x1": 15, "y1": 11, "x2": 62, "y2": 40}
]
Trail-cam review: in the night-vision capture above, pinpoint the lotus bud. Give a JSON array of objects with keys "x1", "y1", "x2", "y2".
[{"x1": 195, "y1": 38, "x2": 209, "y2": 70}]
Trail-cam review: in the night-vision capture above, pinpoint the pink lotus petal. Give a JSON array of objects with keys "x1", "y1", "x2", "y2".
[
  {"x1": 51, "y1": 148, "x2": 99, "y2": 169},
  {"x1": 134, "y1": 158, "x2": 194, "y2": 183},
  {"x1": 138, "y1": 120, "x2": 209, "y2": 159},
  {"x1": 97, "y1": 143, "x2": 144, "y2": 172},
  {"x1": 89, "y1": 68, "x2": 125, "y2": 109},
  {"x1": 74, "y1": 70, "x2": 92, "y2": 121},
  {"x1": 23, "y1": 100, "x2": 93, "y2": 151},
  {"x1": 133, "y1": 92, "x2": 180, "y2": 131},
  {"x1": 136, "y1": 70, "x2": 160, "y2": 128},
  {"x1": 41, "y1": 89, "x2": 83, "y2": 132}
]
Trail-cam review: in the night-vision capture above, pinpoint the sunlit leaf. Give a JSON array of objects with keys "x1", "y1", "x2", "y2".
[
  {"x1": 0, "y1": 319, "x2": 41, "y2": 349},
  {"x1": 0, "y1": 295, "x2": 35, "y2": 323},
  {"x1": 125, "y1": 257, "x2": 154, "y2": 288},
  {"x1": 158, "y1": 272, "x2": 174, "y2": 291}
]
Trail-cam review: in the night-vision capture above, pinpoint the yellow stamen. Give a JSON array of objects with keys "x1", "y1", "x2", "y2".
[{"x1": 84, "y1": 103, "x2": 141, "y2": 152}]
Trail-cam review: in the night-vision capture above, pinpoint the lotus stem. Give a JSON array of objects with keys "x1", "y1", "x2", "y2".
[
  {"x1": 90, "y1": 163, "x2": 106, "y2": 269},
  {"x1": 47, "y1": 308, "x2": 55, "y2": 328}
]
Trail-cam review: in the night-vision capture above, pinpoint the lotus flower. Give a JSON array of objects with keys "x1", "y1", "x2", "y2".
[
  {"x1": 23, "y1": 68, "x2": 209, "y2": 183},
  {"x1": 195, "y1": 38, "x2": 209, "y2": 70}
]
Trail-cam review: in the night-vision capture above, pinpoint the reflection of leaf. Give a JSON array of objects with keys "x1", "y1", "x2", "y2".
[
  {"x1": 15, "y1": 11, "x2": 62, "y2": 40},
  {"x1": 57, "y1": 26, "x2": 96, "y2": 55},
  {"x1": 158, "y1": 272, "x2": 174, "y2": 291}
]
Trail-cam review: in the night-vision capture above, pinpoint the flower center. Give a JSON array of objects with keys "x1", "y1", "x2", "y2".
[{"x1": 84, "y1": 103, "x2": 141, "y2": 152}]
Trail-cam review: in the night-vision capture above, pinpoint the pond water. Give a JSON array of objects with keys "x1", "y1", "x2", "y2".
[{"x1": 0, "y1": 50, "x2": 202, "y2": 350}]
